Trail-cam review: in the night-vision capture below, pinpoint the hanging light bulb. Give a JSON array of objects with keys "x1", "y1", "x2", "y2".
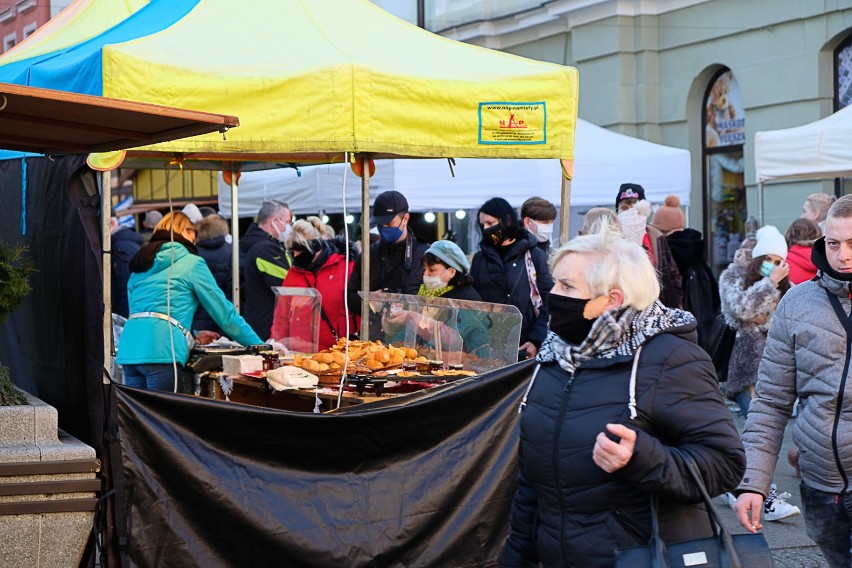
[
  {"x1": 321, "y1": 215, "x2": 329, "y2": 224},
  {"x1": 345, "y1": 214, "x2": 355, "y2": 224},
  {"x1": 455, "y1": 209, "x2": 466, "y2": 220},
  {"x1": 424, "y1": 211, "x2": 436, "y2": 223}
]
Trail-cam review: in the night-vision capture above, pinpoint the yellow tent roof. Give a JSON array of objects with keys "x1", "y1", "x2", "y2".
[{"x1": 6, "y1": 0, "x2": 578, "y2": 163}]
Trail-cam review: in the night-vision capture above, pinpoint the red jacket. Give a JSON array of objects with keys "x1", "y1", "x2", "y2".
[
  {"x1": 270, "y1": 252, "x2": 359, "y2": 351},
  {"x1": 786, "y1": 244, "x2": 817, "y2": 285}
]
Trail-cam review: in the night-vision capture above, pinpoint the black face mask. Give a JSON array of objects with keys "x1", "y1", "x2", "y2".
[
  {"x1": 482, "y1": 223, "x2": 508, "y2": 247},
  {"x1": 547, "y1": 293, "x2": 596, "y2": 345},
  {"x1": 292, "y1": 250, "x2": 316, "y2": 269}
]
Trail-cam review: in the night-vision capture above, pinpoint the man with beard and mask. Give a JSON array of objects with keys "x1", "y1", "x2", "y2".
[
  {"x1": 346, "y1": 190, "x2": 429, "y2": 338},
  {"x1": 499, "y1": 223, "x2": 744, "y2": 568},
  {"x1": 521, "y1": 196, "x2": 557, "y2": 253},
  {"x1": 471, "y1": 197, "x2": 553, "y2": 360},
  {"x1": 240, "y1": 200, "x2": 293, "y2": 340},
  {"x1": 733, "y1": 195, "x2": 852, "y2": 568}
]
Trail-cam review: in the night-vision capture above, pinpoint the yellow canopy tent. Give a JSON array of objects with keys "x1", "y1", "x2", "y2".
[{"x1": 0, "y1": 0, "x2": 579, "y2": 334}]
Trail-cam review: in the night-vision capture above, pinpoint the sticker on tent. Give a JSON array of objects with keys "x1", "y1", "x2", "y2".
[{"x1": 478, "y1": 102, "x2": 546, "y2": 145}]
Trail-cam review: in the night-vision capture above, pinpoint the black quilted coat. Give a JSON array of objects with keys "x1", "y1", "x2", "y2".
[{"x1": 499, "y1": 325, "x2": 745, "y2": 567}]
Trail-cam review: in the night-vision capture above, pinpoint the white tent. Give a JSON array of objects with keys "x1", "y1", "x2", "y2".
[
  {"x1": 218, "y1": 119, "x2": 691, "y2": 217},
  {"x1": 755, "y1": 104, "x2": 852, "y2": 183}
]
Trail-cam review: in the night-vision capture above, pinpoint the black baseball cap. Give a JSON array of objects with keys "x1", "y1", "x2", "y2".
[
  {"x1": 615, "y1": 183, "x2": 646, "y2": 209},
  {"x1": 370, "y1": 190, "x2": 408, "y2": 226}
]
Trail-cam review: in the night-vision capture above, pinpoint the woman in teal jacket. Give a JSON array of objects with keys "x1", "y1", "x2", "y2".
[{"x1": 116, "y1": 212, "x2": 261, "y2": 391}]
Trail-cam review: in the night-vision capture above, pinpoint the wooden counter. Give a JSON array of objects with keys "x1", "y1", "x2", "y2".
[{"x1": 196, "y1": 374, "x2": 389, "y2": 413}]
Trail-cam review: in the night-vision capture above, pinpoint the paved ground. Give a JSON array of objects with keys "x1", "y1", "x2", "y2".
[{"x1": 713, "y1": 404, "x2": 830, "y2": 567}]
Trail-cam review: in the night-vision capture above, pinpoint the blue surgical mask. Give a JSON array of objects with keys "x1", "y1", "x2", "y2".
[
  {"x1": 759, "y1": 261, "x2": 774, "y2": 278},
  {"x1": 379, "y1": 225, "x2": 403, "y2": 243}
]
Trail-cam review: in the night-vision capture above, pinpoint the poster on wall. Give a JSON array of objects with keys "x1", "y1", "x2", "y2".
[{"x1": 704, "y1": 71, "x2": 745, "y2": 148}]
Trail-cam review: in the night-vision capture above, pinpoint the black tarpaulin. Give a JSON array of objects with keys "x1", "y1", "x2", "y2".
[
  {"x1": 0, "y1": 155, "x2": 104, "y2": 450},
  {"x1": 113, "y1": 361, "x2": 533, "y2": 568}
]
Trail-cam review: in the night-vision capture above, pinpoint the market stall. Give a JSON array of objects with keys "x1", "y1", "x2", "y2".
[{"x1": 0, "y1": 1, "x2": 579, "y2": 565}]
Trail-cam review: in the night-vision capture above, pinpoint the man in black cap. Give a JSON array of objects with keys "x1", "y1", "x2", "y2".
[{"x1": 347, "y1": 190, "x2": 429, "y2": 337}]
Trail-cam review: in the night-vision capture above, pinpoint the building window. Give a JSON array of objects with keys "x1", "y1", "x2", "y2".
[
  {"x1": 3, "y1": 32, "x2": 16, "y2": 52},
  {"x1": 703, "y1": 68, "x2": 746, "y2": 276},
  {"x1": 0, "y1": 8, "x2": 15, "y2": 24},
  {"x1": 23, "y1": 22, "x2": 37, "y2": 38},
  {"x1": 834, "y1": 35, "x2": 852, "y2": 109},
  {"x1": 16, "y1": 0, "x2": 37, "y2": 13}
]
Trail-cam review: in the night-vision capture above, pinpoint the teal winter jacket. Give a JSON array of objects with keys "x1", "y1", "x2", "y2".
[{"x1": 116, "y1": 242, "x2": 261, "y2": 365}]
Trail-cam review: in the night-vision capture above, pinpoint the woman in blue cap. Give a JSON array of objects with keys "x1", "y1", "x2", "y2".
[{"x1": 382, "y1": 240, "x2": 490, "y2": 359}]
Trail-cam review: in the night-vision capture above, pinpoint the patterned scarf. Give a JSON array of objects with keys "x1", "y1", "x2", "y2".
[{"x1": 536, "y1": 300, "x2": 695, "y2": 374}]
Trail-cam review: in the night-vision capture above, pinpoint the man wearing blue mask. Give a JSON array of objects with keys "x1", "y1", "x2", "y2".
[
  {"x1": 240, "y1": 200, "x2": 293, "y2": 339},
  {"x1": 347, "y1": 190, "x2": 429, "y2": 337}
]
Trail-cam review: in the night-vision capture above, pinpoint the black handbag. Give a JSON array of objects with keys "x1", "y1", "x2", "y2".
[
  {"x1": 707, "y1": 314, "x2": 736, "y2": 383},
  {"x1": 615, "y1": 453, "x2": 773, "y2": 568}
]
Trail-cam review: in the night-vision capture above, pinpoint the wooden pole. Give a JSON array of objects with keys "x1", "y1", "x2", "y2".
[
  {"x1": 559, "y1": 172, "x2": 572, "y2": 245},
  {"x1": 102, "y1": 170, "x2": 112, "y2": 384},
  {"x1": 360, "y1": 156, "x2": 371, "y2": 339},
  {"x1": 230, "y1": 168, "x2": 240, "y2": 311}
]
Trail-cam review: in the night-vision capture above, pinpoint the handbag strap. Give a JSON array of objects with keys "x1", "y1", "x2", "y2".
[
  {"x1": 644, "y1": 450, "x2": 744, "y2": 568},
  {"x1": 825, "y1": 286, "x2": 852, "y2": 337},
  {"x1": 678, "y1": 451, "x2": 744, "y2": 568}
]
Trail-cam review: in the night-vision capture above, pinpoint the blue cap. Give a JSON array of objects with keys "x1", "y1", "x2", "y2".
[{"x1": 426, "y1": 240, "x2": 470, "y2": 274}]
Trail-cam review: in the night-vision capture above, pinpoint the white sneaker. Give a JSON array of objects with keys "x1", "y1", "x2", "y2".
[
  {"x1": 724, "y1": 492, "x2": 737, "y2": 509},
  {"x1": 763, "y1": 489, "x2": 800, "y2": 521}
]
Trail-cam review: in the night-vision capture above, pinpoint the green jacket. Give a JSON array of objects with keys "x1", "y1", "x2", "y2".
[{"x1": 116, "y1": 242, "x2": 261, "y2": 365}]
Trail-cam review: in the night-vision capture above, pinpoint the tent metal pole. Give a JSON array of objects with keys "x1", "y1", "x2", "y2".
[
  {"x1": 101, "y1": 170, "x2": 112, "y2": 384},
  {"x1": 559, "y1": 172, "x2": 572, "y2": 245},
  {"x1": 757, "y1": 181, "x2": 764, "y2": 226},
  {"x1": 230, "y1": 169, "x2": 240, "y2": 312},
  {"x1": 360, "y1": 156, "x2": 371, "y2": 340}
]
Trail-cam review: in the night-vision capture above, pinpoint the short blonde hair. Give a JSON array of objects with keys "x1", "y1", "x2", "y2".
[
  {"x1": 550, "y1": 224, "x2": 660, "y2": 310},
  {"x1": 155, "y1": 211, "x2": 195, "y2": 236},
  {"x1": 580, "y1": 207, "x2": 621, "y2": 236},
  {"x1": 286, "y1": 219, "x2": 321, "y2": 250},
  {"x1": 828, "y1": 194, "x2": 852, "y2": 220},
  {"x1": 806, "y1": 193, "x2": 835, "y2": 222}
]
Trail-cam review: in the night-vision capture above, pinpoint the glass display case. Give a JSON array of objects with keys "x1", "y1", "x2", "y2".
[
  {"x1": 360, "y1": 291, "x2": 523, "y2": 373},
  {"x1": 270, "y1": 287, "x2": 322, "y2": 354}
]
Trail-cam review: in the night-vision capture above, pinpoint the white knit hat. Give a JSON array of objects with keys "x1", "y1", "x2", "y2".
[
  {"x1": 182, "y1": 203, "x2": 203, "y2": 224},
  {"x1": 751, "y1": 225, "x2": 788, "y2": 261}
]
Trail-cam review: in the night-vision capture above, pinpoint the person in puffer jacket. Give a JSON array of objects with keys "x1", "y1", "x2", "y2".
[
  {"x1": 734, "y1": 195, "x2": 852, "y2": 568},
  {"x1": 499, "y1": 224, "x2": 745, "y2": 568}
]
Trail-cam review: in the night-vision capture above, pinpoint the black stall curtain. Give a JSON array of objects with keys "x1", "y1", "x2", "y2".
[
  {"x1": 0, "y1": 155, "x2": 104, "y2": 451},
  {"x1": 113, "y1": 360, "x2": 533, "y2": 568}
]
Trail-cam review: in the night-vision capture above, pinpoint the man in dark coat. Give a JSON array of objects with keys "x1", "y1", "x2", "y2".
[
  {"x1": 110, "y1": 216, "x2": 143, "y2": 318},
  {"x1": 239, "y1": 200, "x2": 292, "y2": 340},
  {"x1": 347, "y1": 190, "x2": 429, "y2": 340}
]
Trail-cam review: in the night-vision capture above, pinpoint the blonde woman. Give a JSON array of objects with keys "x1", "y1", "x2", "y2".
[
  {"x1": 801, "y1": 192, "x2": 835, "y2": 234},
  {"x1": 499, "y1": 225, "x2": 744, "y2": 567},
  {"x1": 117, "y1": 212, "x2": 260, "y2": 391}
]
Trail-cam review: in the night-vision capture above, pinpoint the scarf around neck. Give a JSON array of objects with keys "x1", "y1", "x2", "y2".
[{"x1": 536, "y1": 300, "x2": 695, "y2": 374}]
